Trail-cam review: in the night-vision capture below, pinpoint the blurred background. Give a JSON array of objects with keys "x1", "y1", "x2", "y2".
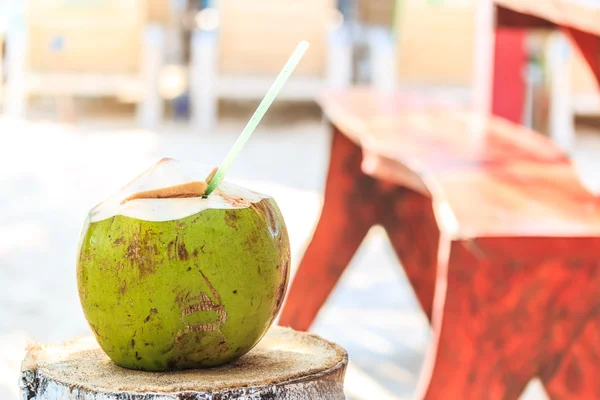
[{"x1": 1, "y1": 0, "x2": 600, "y2": 399}]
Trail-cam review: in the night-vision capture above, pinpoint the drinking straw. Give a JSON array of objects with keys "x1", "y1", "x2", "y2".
[{"x1": 204, "y1": 40, "x2": 310, "y2": 196}]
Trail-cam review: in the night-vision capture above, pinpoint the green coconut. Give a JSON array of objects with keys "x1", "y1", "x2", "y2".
[{"x1": 76, "y1": 158, "x2": 290, "y2": 371}]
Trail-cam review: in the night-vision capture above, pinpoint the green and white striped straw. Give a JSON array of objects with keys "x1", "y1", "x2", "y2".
[{"x1": 204, "y1": 40, "x2": 310, "y2": 196}]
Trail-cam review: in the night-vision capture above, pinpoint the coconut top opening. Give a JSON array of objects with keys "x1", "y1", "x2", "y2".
[{"x1": 89, "y1": 158, "x2": 266, "y2": 223}]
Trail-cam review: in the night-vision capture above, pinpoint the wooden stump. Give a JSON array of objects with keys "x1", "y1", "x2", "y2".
[{"x1": 20, "y1": 327, "x2": 348, "y2": 400}]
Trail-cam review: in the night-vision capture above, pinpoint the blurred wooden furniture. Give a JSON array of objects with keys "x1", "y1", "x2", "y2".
[
  {"x1": 367, "y1": 1, "x2": 475, "y2": 101},
  {"x1": 366, "y1": 1, "x2": 599, "y2": 152},
  {"x1": 147, "y1": 0, "x2": 171, "y2": 25},
  {"x1": 189, "y1": 0, "x2": 352, "y2": 131},
  {"x1": 4, "y1": 0, "x2": 168, "y2": 128},
  {"x1": 495, "y1": 0, "x2": 600, "y2": 36},
  {"x1": 357, "y1": 0, "x2": 395, "y2": 27},
  {"x1": 396, "y1": 1, "x2": 475, "y2": 87},
  {"x1": 279, "y1": 87, "x2": 600, "y2": 400},
  {"x1": 569, "y1": 40, "x2": 600, "y2": 115},
  {"x1": 485, "y1": 0, "x2": 600, "y2": 151},
  {"x1": 20, "y1": 327, "x2": 348, "y2": 400}
]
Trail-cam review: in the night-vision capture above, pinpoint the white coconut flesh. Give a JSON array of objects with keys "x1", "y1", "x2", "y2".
[{"x1": 89, "y1": 158, "x2": 267, "y2": 223}]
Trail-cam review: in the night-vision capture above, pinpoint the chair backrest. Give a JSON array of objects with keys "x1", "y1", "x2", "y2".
[
  {"x1": 26, "y1": 0, "x2": 149, "y2": 74},
  {"x1": 218, "y1": 0, "x2": 334, "y2": 77},
  {"x1": 395, "y1": 0, "x2": 475, "y2": 86}
]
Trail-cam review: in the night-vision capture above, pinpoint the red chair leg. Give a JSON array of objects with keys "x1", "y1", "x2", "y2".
[
  {"x1": 492, "y1": 28, "x2": 527, "y2": 124},
  {"x1": 540, "y1": 29, "x2": 600, "y2": 400},
  {"x1": 563, "y1": 27, "x2": 600, "y2": 85},
  {"x1": 380, "y1": 188, "x2": 439, "y2": 321},
  {"x1": 417, "y1": 239, "x2": 600, "y2": 400},
  {"x1": 278, "y1": 127, "x2": 380, "y2": 331},
  {"x1": 543, "y1": 317, "x2": 600, "y2": 400},
  {"x1": 417, "y1": 240, "x2": 532, "y2": 400}
]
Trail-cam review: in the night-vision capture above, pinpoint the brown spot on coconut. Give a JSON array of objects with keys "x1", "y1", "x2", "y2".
[
  {"x1": 76, "y1": 158, "x2": 290, "y2": 371},
  {"x1": 177, "y1": 240, "x2": 189, "y2": 261}
]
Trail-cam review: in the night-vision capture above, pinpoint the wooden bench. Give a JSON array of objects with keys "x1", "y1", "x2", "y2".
[{"x1": 278, "y1": 87, "x2": 600, "y2": 399}]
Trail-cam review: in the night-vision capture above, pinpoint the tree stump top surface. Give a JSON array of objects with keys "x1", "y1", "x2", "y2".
[{"x1": 21, "y1": 327, "x2": 347, "y2": 398}]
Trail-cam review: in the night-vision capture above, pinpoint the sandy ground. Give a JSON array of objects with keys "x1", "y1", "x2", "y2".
[{"x1": 1, "y1": 107, "x2": 600, "y2": 399}]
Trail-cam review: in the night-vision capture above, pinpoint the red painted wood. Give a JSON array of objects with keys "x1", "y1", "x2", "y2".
[
  {"x1": 495, "y1": 0, "x2": 600, "y2": 36},
  {"x1": 418, "y1": 238, "x2": 600, "y2": 400},
  {"x1": 496, "y1": 5, "x2": 557, "y2": 29},
  {"x1": 278, "y1": 127, "x2": 378, "y2": 331},
  {"x1": 543, "y1": 316, "x2": 600, "y2": 400},
  {"x1": 321, "y1": 88, "x2": 567, "y2": 170},
  {"x1": 284, "y1": 0, "x2": 600, "y2": 388},
  {"x1": 564, "y1": 27, "x2": 600, "y2": 88},
  {"x1": 491, "y1": 28, "x2": 527, "y2": 124},
  {"x1": 380, "y1": 188, "x2": 439, "y2": 321},
  {"x1": 318, "y1": 89, "x2": 600, "y2": 238},
  {"x1": 283, "y1": 87, "x2": 600, "y2": 398},
  {"x1": 544, "y1": 27, "x2": 600, "y2": 400},
  {"x1": 278, "y1": 128, "x2": 439, "y2": 329}
]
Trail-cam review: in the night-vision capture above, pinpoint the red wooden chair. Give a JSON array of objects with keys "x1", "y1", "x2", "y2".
[{"x1": 279, "y1": 87, "x2": 600, "y2": 399}]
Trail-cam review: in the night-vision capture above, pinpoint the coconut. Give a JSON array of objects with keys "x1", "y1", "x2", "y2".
[{"x1": 76, "y1": 158, "x2": 291, "y2": 371}]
